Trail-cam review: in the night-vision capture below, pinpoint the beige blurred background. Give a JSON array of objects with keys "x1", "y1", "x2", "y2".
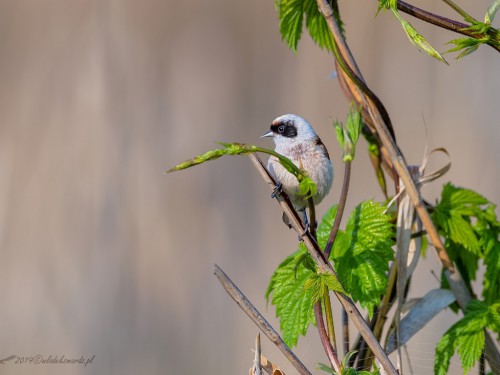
[{"x1": 0, "y1": 0, "x2": 498, "y2": 374}]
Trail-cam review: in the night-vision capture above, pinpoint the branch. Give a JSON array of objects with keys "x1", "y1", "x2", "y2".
[
  {"x1": 314, "y1": 302, "x2": 342, "y2": 373},
  {"x1": 253, "y1": 333, "x2": 262, "y2": 375},
  {"x1": 342, "y1": 308, "x2": 349, "y2": 356},
  {"x1": 248, "y1": 154, "x2": 399, "y2": 375},
  {"x1": 213, "y1": 264, "x2": 312, "y2": 375},
  {"x1": 396, "y1": 0, "x2": 500, "y2": 53},
  {"x1": 324, "y1": 160, "x2": 351, "y2": 258}
]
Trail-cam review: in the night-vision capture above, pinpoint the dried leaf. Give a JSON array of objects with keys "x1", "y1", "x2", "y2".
[{"x1": 386, "y1": 289, "x2": 456, "y2": 353}]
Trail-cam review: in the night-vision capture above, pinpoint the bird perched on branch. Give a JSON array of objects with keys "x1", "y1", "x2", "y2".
[{"x1": 261, "y1": 114, "x2": 333, "y2": 229}]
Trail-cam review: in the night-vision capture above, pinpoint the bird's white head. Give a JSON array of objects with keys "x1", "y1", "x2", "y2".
[{"x1": 261, "y1": 114, "x2": 318, "y2": 149}]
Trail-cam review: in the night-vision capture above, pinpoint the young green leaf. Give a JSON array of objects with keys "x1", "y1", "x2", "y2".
[
  {"x1": 376, "y1": 0, "x2": 396, "y2": 15},
  {"x1": 304, "y1": 272, "x2": 346, "y2": 304},
  {"x1": 334, "y1": 105, "x2": 363, "y2": 162},
  {"x1": 435, "y1": 300, "x2": 500, "y2": 375},
  {"x1": 331, "y1": 201, "x2": 394, "y2": 316},
  {"x1": 391, "y1": 9, "x2": 448, "y2": 64},
  {"x1": 485, "y1": 0, "x2": 500, "y2": 23},
  {"x1": 345, "y1": 105, "x2": 362, "y2": 148},
  {"x1": 446, "y1": 37, "x2": 485, "y2": 59},
  {"x1": 377, "y1": 2, "x2": 447, "y2": 63},
  {"x1": 266, "y1": 245, "x2": 316, "y2": 347}
]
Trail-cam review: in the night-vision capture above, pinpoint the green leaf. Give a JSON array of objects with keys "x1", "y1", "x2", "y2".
[
  {"x1": 346, "y1": 105, "x2": 362, "y2": 148},
  {"x1": 266, "y1": 247, "x2": 316, "y2": 347},
  {"x1": 457, "y1": 329, "x2": 484, "y2": 372},
  {"x1": 433, "y1": 183, "x2": 489, "y2": 255},
  {"x1": 331, "y1": 201, "x2": 394, "y2": 316},
  {"x1": 435, "y1": 300, "x2": 499, "y2": 374},
  {"x1": 335, "y1": 105, "x2": 364, "y2": 162},
  {"x1": 304, "y1": 0, "x2": 335, "y2": 52},
  {"x1": 304, "y1": 272, "x2": 346, "y2": 304},
  {"x1": 485, "y1": 0, "x2": 500, "y2": 23},
  {"x1": 446, "y1": 37, "x2": 484, "y2": 59},
  {"x1": 434, "y1": 327, "x2": 457, "y2": 375},
  {"x1": 376, "y1": 0, "x2": 396, "y2": 15},
  {"x1": 484, "y1": 239, "x2": 500, "y2": 304},
  {"x1": 317, "y1": 363, "x2": 334, "y2": 373},
  {"x1": 391, "y1": 9, "x2": 448, "y2": 64},
  {"x1": 276, "y1": 0, "x2": 343, "y2": 53},
  {"x1": 277, "y1": 0, "x2": 305, "y2": 52}
]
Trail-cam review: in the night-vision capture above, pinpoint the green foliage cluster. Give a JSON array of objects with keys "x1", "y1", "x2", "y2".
[
  {"x1": 275, "y1": 0, "x2": 338, "y2": 52},
  {"x1": 430, "y1": 183, "x2": 500, "y2": 374},
  {"x1": 447, "y1": 0, "x2": 500, "y2": 59},
  {"x1": 435, "y1": 300, "x2": 500, "y2": 375},
  {"x1": 433, "y1": 183, "x2": 500, "y2": 304},
  {"x1": 277, "y1": 0, "x2": 500, "y2": 61},
  {"x1": 266, "y1": 201, "x2": 394, "y2": 347}
]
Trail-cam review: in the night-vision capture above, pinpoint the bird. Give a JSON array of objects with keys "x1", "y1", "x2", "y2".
[{"x1": 261, "y1": 114, "x2": 333, "y2": 229}]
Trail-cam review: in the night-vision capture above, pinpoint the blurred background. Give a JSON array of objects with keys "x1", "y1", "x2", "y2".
[{"x1": 0, "y1": 0, "x2": 498, "y2": 374}]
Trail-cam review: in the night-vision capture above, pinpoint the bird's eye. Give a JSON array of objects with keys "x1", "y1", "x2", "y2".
[{"x1": 278, "y1": 125, "x2": 285, "y2": 133}]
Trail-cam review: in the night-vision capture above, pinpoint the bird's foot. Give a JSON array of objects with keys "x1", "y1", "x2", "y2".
[
  {"x1": 298, "y1": 212, "x2": 318, "y2": 240},
  {"x1": 271, "y1": 181, "x2": 283, "y2": 199}
]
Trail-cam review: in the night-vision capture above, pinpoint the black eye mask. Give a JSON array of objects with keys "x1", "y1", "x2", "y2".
[{"x1": 270, "y1": 122, "x2": 298, "y2": 138}]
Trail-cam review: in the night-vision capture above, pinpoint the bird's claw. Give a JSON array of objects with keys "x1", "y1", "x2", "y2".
[
  {"x1": 298, "y1": 218, "x2": 317, "y2": 241},
  {"x1": 271, "y1": 181, "x2": 283, "y2": 199}
]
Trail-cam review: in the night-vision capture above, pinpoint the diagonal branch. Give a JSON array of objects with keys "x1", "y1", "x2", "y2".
[
  {"x1": 248, "y1": 154, "x2": 399, "y2": 375},
  {"x1": 213, "y1": 264, "x2": 312, "y2": 375}
]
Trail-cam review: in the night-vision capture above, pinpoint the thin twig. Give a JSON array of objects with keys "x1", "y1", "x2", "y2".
[
  {"x1": 480, "y1": 351, "x2": 485, "y2": 375},
  {"x1": 397, "y1": 0, "x2": 468, "y2": 32},
  {"x1": 342, "y1": 308, "x2": 349, "y2": 356},
  {"x1": 248, "y1": 154, "x2": 399, "y2": 375},
  {"x1": 309, "y1": 192, "x2": 338, "y2": 371},
  {"x1": 347, "y1": 312, "x2": 377, "y2": 368},
  {"x1": 213, "y1": 264, "x2": 312, "y2": 375},
  {"x1": 441, "y1": 0, "x2": 476, "y2": 23},
  {"x1": 361, "y1": 262, "x2": 398, "y2": 369},
  {"x1": 307, "y1": 197, "x2": 317, "y2": 239},
  {"x1": 314, "y1": 301, "x2": 342, "y2": 373},
  {"x1": 253, "y1": 333, "x2": 262, "y2": 375},
  {"x1": 324, "y1": 161, "x2": 351, "y2": 258},
  {"x1": 323, "y1": 290, "x2": 338, "y2": 354}
]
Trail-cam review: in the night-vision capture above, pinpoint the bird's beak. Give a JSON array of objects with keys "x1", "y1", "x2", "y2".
[{"x1": 260, "y1": 130, "x2": 274, "y2": 138}]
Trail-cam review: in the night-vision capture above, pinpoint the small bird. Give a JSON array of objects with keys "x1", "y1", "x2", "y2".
[{"x1": 261, "y1": 114, "x2": 334, "y2": 229}]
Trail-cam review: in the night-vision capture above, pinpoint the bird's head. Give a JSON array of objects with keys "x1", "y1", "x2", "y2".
[{"x1": 261, "y1": 114, "x2": 318, "y2": 148}]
